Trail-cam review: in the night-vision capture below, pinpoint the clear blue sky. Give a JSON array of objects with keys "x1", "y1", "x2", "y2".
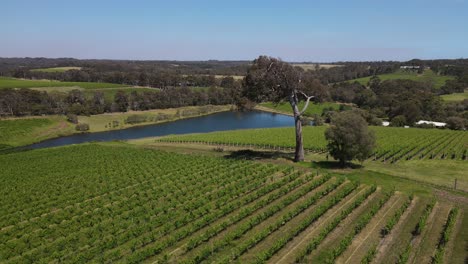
[{"x1": 1, "y1": 0, "x2": 467, "y2": 61}]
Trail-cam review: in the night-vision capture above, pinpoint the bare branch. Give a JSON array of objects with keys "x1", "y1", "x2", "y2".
[{"x1": 298, "y1": 91, "x2": 314, "y2": 115}]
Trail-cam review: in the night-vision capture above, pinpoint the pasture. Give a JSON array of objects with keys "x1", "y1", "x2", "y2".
[
  {"x1": 350, "y1": 69, "x2": 454, "y2": 88},
  {"x1": 258, "y1": 102, "x2": 344, "y2": 116},
  {"x1": 441, "y1": 90, "x2": 468, "y2": 102},
  {"x1": 0, "y1": 77, "x2": 127, "y2": 89},
  {"x1": 0, "y1": 143, "x2": 465, "y2": 263},
  {"x1": 292, "y1": 63, "x2": 343, "y2": 70}
]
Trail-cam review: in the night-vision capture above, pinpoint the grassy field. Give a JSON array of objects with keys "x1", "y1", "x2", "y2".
[
  {"x1": 0, "y1": 77, "x2": 127, "y2": 89},
  {"x1": 0, "y1": 142, "x2": 465, "y2": 262},
  {"x1": 441, "y1": 90, "x2": 468, "y2": 102},
  {"x1": 292, "y1": 63, "x2": 343, "y2": 70},
  {"x1": 0, "y1": 116, "x2": 75, "y2": 150},
  {"x1": 258, "y1": 101, "x2": 344, "y2": 116},
  {"x1": 31, "y1": 66, "x2": 82, "y2": 72},
  {"x1": 79, "y1": 105, "x2": 231, "y2": 132},
  {"x1": 350, "y1": 69, "x2": 454, "y2": 88}
]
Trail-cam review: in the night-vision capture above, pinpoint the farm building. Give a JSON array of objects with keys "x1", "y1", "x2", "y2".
[{"x1": 415, "y1": 120, "x2": 446, "y2": 127}]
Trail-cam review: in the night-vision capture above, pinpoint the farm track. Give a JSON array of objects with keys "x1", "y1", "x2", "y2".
[
  {"x1": 372, "y1": 197, "x2": 420, "y2": 263},
  {"x1": 268, "y1": 185, "x2": 371, "y2": 264},
  {"x1": 237, "y1": 182, "x2": 364, "y2": 262},
  {"x1": 443, "y1": 209, "x2": 463, "y2": 263},
  {"x1": 337, "y1": 192, "x2": 405, "y2": 263},
  {"x1": 178, "y1": 178, "x2": 345, "y2": 263},
  {"x1": 306, "y1": 191, "x2": 394, "y2": 262},
  {"x1": 409, "y1": 202, "x2": 452, "y2": 263},
  {"x1": 155, "y1": 172, "x2": 319, "y2": 262}
]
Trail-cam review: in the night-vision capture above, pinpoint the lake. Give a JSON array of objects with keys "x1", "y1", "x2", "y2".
[{"x1": 24, "y1": 110, "x2": 295, "y2": 149}]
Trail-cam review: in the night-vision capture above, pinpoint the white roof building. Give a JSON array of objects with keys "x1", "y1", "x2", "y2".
[{"x1": 415, "y1": 120, "x2": 446, "y2": 127}]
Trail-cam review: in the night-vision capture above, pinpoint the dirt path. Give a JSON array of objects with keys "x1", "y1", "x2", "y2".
[
  {"x1": 443, "y1": 209, "x2": 463, "y2": 264},
  {"x1": 161, "y1": 172, "x2": 314, "y2": 260},
  {"x1": 406, "y1": 201, "x2": 439, "y2": 264},
  {"x1": 373, "y1": 197, "x2": 419, "y2": 263},
  {"x1": 269, "y1": 185, "x2": 370, "y2": 264},
  {"x1": 305, "y1": 189, "x2": 387, "y2": 262},
  {"x1": 409, "y1": 202, "x2": 452, "y2": 264},
  {"x1": 337, "y1": 192, "x2": 404, "y2": 264},
  {"x1": 175, "y1": 178, "x2": 342, "y2": 263}
]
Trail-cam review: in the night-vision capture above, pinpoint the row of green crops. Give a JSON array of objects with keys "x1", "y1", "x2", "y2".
[
  {"x1": 0, "y1": 143, "x2": 464, "y2": 263},
  {"x1": 159, "y1": 126, "x2": 468, "y2": 161}
]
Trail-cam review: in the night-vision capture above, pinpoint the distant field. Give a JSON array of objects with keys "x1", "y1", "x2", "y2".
[
  {"x1": 350, "y1": 70, "x2": 454, "y2": 88},
  {"x1": 0, "y1": 77, "x2": 127, "y2": 89},
  {"x1": 214, "y1": 74, "x2": 244, "y2": 80},
  {"x1": 441, "y1": 90, "x2": 468, "y2": 102},
  {"x1": 31, "y1": 66, "x2": 82, "y2": 72},
  {"x1": 259, "y1": 101, "x2": 344, "y2": 116},
  {"x1": 293, "y1": 63, "x2": 343, "y2": 70},
  {"x1": 182, "y1": 74, "x2": 244, "y2": 80}
]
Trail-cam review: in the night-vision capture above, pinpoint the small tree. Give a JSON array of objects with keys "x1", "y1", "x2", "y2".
[
  {"x1": 390, "y1": 115, "x2": 407, "y2": 127},
  {"x1": 325, "y1": 111, "x2": 376, "y2": 166}
]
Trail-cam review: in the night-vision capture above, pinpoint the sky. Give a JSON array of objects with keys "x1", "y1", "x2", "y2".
[{"x1": 1, "y1": 0, "x2": 467, "y2": 62}]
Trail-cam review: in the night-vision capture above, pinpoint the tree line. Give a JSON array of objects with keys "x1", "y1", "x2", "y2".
[{"x1": 0, "y1": 86, "x2": 238, "y2": 116}]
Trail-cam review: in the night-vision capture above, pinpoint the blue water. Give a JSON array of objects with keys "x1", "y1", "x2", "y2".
[{"x1": 24, "y1": 111, "x2": 294, "y2": 149}]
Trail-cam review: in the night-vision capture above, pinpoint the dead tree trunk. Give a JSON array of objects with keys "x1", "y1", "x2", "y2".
[{"x1": 290, "y1": 90, "x2": 314, "y2": 162}]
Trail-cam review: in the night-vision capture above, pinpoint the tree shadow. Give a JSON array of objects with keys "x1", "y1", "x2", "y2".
[
  {"x1": 310, "y1": 160, "x2": 363, "y2": 170},
  {"x1": 224, "y1": 149, "x2": 294, "y2": 162}
]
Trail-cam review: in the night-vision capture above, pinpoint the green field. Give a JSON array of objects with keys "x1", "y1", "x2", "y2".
[
  {"x1": 31, "y1": 67, "x2": 82, "y2": 72},
  {"x1": 259, "y1": 102, "x2": 343, "y2": 116},
  {"x1": 351, "y1": 69, "x2": 454, "y2": 88},
  {"x1": 441, "y1": 90, "x2": 468, "y2": 102},
  {"x1": 0, "y1": 143, "x2": 465, "y2": 263},
  {"x1": 158, "y1": 126, "x2": 468, "y2": 162},
  {"x1": 0, "y1": 77, "x2": 127, "y2": 89},
  {"x1": 79, "y1": 105, "x2": 231, "y2": 132},
  {"x1": 0, "y1": 117, "x2": 74, "y2": 150},
  {"x1": 292, "y1": 63, "x2": 343, "y2": 70}
]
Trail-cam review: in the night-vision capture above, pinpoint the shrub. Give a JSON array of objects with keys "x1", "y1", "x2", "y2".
[
  {"x1": 66, "y1": 113, "x2": 79, "y2": 124},
  {"x1": 124, "y1": 115, "x2": 147, "y2": 124},
  {"x1": 391, "y1": 115, "x2": 407, "y2": 127},
  {"x1": 75, "y1": 123, "x2": 90, "y2": 132}
]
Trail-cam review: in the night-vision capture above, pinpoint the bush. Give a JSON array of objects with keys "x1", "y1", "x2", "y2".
[
  {"x1": 66, "y1": 114, "x2": 79, "y2": 124},
  {"x1": 446, "y1": 116, "x2": 466, "y2": 130},
  {"x1": 391, "y1": 115, "x2": 407, "y2": 127},
  {"x1": 75, "y1": 123, "x2": 90, "y2": 132},
  {"x1": 124, "y1": 115, "x2": 147, "y2": 124},
  {"x1": 312, "y1": 114, "x2": 324, "y2": 126}
]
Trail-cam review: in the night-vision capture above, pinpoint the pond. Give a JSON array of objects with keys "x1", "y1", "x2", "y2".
[{"x1": 24, "y1": 110, "x2": 295, "y2": 149}]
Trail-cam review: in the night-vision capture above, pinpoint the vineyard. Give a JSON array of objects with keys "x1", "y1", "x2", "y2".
[
  {"x1": 0, "y1": 143, "x2": 464, "y2": 263},
  {"x1": 157, "y1": 126, "x2": 468, "y2": 162}
]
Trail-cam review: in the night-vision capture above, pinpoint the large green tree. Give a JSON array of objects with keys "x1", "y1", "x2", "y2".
[
  {"x1": 325, "y1": 111, "x2": 376, "y2": 166},
  {"x1": 242, "y1": 56, "x2": 319, "y2": 161}
]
